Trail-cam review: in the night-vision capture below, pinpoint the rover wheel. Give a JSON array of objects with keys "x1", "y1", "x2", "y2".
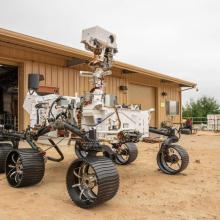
[
  {"x1": 66, "y1": 156, "x2": 119, "y2": 208},
  {"x1": 5, "y1": 149, "x2": 45, "y2": 187},
  {"x1": 0, "y1": 143, "x2": 13, "y2": 173},
  {"x1": 114, "y1": 143, "x2": 138, "y2": 165},
  {"x1": 157, "y1": 145, "x2": 189, "y2": 175}
]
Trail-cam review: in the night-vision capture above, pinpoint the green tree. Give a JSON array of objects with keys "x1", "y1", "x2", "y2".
[{"x1": 183, "y1": 96, "x2": 220, "y2": 121}]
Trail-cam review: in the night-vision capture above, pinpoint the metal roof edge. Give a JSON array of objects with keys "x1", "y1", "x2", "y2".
[{"x1": 0, "y1": 28, "x2": 196, "y2": 87}]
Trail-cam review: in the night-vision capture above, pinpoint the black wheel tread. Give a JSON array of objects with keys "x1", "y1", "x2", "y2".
[
  {"x1": 115, "y1": 143, "x2": 138, "y2": 165},
  {"x1": 6, "y1": 148, "x2": 45, "y2": 187},
  {"x1": 157, "y1": 144, "x2": 189, "y2": 175},
  {"x1": 66, "y1": 156, "x2": 119, "y2": 208},
  {"x1": 0, "y1": 143, "x2": 13, "y2": 173}
]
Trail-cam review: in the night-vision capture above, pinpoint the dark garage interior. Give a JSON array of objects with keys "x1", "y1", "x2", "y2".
[{"x1": 0, "y1": 64, "x2": 18, "y2": 130}]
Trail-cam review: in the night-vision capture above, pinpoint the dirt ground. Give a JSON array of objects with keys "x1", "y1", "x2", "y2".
[{"x1": 0, "y1": 131, "x2": 220, "y2": 220}]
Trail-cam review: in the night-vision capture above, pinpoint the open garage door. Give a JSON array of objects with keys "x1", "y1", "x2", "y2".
[
  {"x1": 128, "y1": 83, "x2": 156, "y2": 127},
  {"x1": 0, "y1": 64, "x2": 18, "y2": 130}
]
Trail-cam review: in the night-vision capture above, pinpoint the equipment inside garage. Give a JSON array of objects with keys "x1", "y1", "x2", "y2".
[{"x1": 0, "y1": 64, "x2": 18, "y2": 130}]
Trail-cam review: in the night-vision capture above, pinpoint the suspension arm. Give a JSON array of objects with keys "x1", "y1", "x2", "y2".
[
  {"x1": 149, "y1": 127, "x2": 179, "y2": 146},
  {"x1": 63, "y1": 122, "x2": 89, "y2": 141},
  {"x1": 149, "y1": 127, "x2": 174, "y2": 137},
  {"x1": 36, "y1": 125, "x2": 52, "y2": 138}
]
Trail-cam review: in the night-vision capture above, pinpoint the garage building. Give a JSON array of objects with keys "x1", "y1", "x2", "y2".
[{"x1": 0, "y1": 28, "x2": 196, "y2": 131}]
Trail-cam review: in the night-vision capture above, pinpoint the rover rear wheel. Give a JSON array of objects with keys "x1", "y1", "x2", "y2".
[
  {"x1": 0, "y1": 143, "x2": 13, "y2": 173},
  {"x1": 114, "y1": 143, "x2": 138, "y2": 165},
  {"x1": 5, "y1": 149, "x2": 45, "y2": 187},
  {"x1": 157, "y1": 145, "x2": 189, "y2": 175},
  {"x1": 66, "y1": 156, "x2": 119, "y2": 208}
]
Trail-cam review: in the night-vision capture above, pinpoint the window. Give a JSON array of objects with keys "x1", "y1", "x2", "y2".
[{"x1": 166, "y1": 101, "x2": 179, "y2": 116}]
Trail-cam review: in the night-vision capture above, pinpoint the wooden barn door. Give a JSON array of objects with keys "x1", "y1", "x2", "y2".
[{"x1": 128, "y1": 83, "x2": 156, "y2": 127}]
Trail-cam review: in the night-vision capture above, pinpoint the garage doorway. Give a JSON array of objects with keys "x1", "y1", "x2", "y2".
[
  {"x1": 0, "y1": 64, "x2": 18, "y2": 130},
  {"x1": 128, "y1": 83, "x2": 156, "y2": 127}
]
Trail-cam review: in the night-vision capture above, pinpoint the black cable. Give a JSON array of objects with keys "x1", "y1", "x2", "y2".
[{"x1": 48, "y1": 96, "x2": 63, "y2": 119}]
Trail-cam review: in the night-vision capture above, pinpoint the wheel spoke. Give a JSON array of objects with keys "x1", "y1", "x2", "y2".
[
  {"x1": 169, "y1": 162, "x2": 174, "y2": 167},
  {"x1": 7, "y1": 168, "x2": 16, "y2": 177},
  {"x1": 82, "y1": 163, "x2": 89, "y2": 175},
  {"x1": 73, "y1": 168, "x2": 82, "y2": 179},
  {"x1": 12, "y1": 154, "x2": 16, "y2": 163},
  {"x1": 16, "y1": 173, "x2": 22, "y2": 183},
  {"x1": 15, "y1": 173, "x2": 19, "y2": 183},
  {"x1": 79, "y1": 188, "x2": 85, "y2": 200},
  {"x1": 87, "y1": 188, "x2": 97, "y2": 199},
  {"x1": 17, "y1": 157, "x2": 21, "y2": 163},
  {"x1": 8, "y1": 164, "x2": 16, "y2": 168},
  {"x1": 10, "y1": 170, "x2": 17, "y2": 178},
  {"x1": 72, "y1": 183, "x2": 81, "y2": 188},
  {"x1": 89, "y1": 174, "x2": 97, "y2": 183}
]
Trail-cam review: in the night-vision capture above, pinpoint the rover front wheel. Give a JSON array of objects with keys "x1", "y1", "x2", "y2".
[{"x1": 66, "y1": 156, "x2": 119, "y2": 208}]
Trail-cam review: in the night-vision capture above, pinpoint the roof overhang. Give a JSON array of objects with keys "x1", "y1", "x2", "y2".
[{"x1": 0, "y1": 28, "x2": 196, "y2": 88}]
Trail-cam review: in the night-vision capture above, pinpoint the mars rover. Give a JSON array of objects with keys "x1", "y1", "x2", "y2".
[{"x1": 0, "y1": 26, "x2": 189, "y2": 208}]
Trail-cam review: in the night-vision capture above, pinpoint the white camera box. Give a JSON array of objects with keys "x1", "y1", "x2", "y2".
[{"x1": 81, "y1": 26, "x2": 117, "y2": 49}]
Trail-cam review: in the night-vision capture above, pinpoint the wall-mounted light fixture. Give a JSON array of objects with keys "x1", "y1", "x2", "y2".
[
  {"x1": 161, "y1": 91, "x2": 167, "y2": 97},
  {"x1": 119, "y1": 85, "x2": 128, "y2": 91}
]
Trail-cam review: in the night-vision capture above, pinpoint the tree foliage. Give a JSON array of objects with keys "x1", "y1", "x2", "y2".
[{"x1": 183, "y1": 96, "x2": 220, "y2": 119}]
